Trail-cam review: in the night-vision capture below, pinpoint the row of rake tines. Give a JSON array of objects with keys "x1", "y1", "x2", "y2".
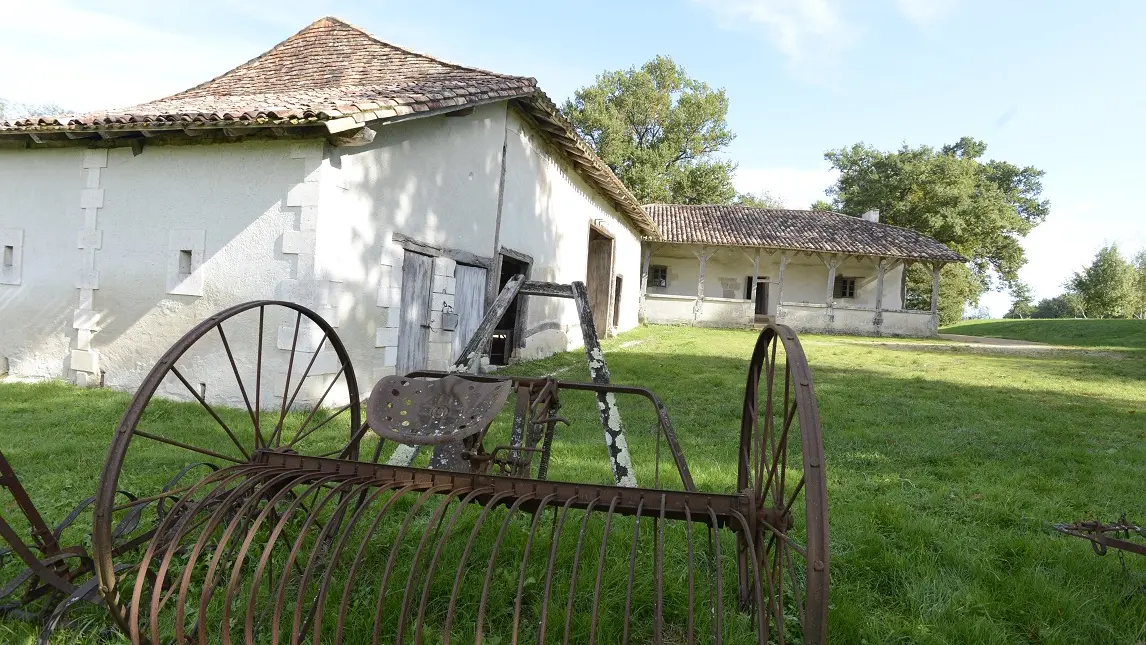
[{"x1": 119, "y1": 464, "x2": 785, "y2": 645}]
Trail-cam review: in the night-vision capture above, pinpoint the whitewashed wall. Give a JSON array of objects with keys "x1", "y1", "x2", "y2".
[
  {"x1": 0, "y1": 100, "x2": 647, "y2": 399},
  {"x1": 499, "y1": 109, "x2": 643, "y2": 359}
]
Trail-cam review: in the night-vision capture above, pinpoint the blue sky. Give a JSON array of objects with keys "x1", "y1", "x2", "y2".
[{"x1": 4, "y1": 0, "x2": 1143, "y2": 315}]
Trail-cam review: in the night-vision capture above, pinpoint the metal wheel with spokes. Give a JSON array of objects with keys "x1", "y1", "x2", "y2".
[
  {"x1": 737, "y1": 323, "x2": 829, "y2": 644},
  {"x1": 91, "y1": 300, "x2": 366, "y2": 632}
]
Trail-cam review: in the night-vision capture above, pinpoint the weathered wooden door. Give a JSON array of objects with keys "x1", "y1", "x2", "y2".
[
  {"x1": 451, "y1": 264, "x2": 487, "y2": 362},
  {"x1": 397, "y1": 251, "x2": 434, "y2": 375},
  {"x1": 586, "y1": 231, "x2": 614, "y2": 334}
]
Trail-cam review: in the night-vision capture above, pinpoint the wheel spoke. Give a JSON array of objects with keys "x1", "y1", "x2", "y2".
[
  {"x1": 254, "y1": 305, "x2": 266, "y2": 449},
  {"x1": 783, "y1": 543, "x2": 805, "y2": 625},
  {"x1": 762, "y1": 401, "x2": 797, "y2": 504},
  {"x1": 285, "y1": 366, "x2": 347, "y2": 448},
  {"x1": 216, "y1": 324, "x2": 258, "y2": 444},
  {"x1": 782, "y1": 477, "x2": 805, "y2": 518},
  {"x1": 169, "y1": 366, "x2": 250, "y2": 460},
  {"x1": 759, "y1": 519, "x2": 807, "y2": 558},
  {"x1": 277, "y1": 333, "x2": 329, "y2": 437},
  {"x1": 272, "y1": 310, "x2": 304, "y2": 447},
  {"x1": 132, "y1": 430, "x2": 245, "y2": 465}
]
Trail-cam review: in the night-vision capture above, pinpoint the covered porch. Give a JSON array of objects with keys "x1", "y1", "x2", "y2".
[{"x1": 638, "y1": 243, "x2": 944, "y2": 336}]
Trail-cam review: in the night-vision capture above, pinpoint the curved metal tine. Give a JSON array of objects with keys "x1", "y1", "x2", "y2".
[
  {"x1": 475, "y1": 492, "x2": 552, "y2": 645},
  {"x1": 293, "y1": 478, "x2": 382, "y2": 644},
  {"x1": 682, "y1": 506, "x2": 695, "y2": 645},
  {"x1": 706, "y1": 507, "x2": 723, "y2": 645},
  {"x1": 218, "y1": 471, "x2": 327, "y2": 645},
  {"x1": 537, "y1": 497, "x2": 579, "y2": 645},
  {"x1": 411, "y1": 488, "x2": 499, "y2": 645},
  {"x1": 243, "y1": 475, "x2": 344, "y2": 645},
  {"x1": 654, "y1": 495, "x2": 666, "y2": 645},
  {"x1": 369, "y1": 485, "x2": 454, "y2": 645},
  {"x1": 171, "y1": 469, "x2": 288, "y2": 645},
  {"x1": 37, "y1": 563, "x2": 133, "y2": 645},
  {"x1": 442, "y1": 492, "x2": 528, "y2": 645},
  {"x1": 561, "y1": 497, "x2": 600, "y2": 645},
  {"x1": 130, "y1": 466, "x2": 252, "y2": 645},
  {"x1": 511, "y1": 493, "x2": 563, "y2": 644},
  {"x1": 216, "y1": 323, "x2": 258, "y2": 442},
  {"x1": 255, "y1": 305, "x2": 265, "y2": 449},
  {"x1": 271, "y1": 477, "x2": 372, "y2": 645},
  {"x1": 621, "y1": 499, "x2": 645, "y2": 645},
  {"x1": 311, "y1": 481, "x2": 419, "y2": 645},
  {"x1": 272, "y1": 310, "x2": 305, "y2": 448},
  {"x1": 339, "y1": 484, "x2": 443, "y2": 645},
  {"x1": 394, "y1": 488, "x2": 482, "y2": 644},
  {"x1": 285, "y1": 368, "x2": 346, "y2": 449},
  {"x1": 168, "y1": 365, "x2": 250, "y2": 461},
  {"x1": 196, "y1": 470, "x2": 310, "y2": 645},
  {"x1": 587, "y1": 496, "x2": 619, "y2": 645},
  {"x1": 729, "y1": 511, "x2": 770, "y2": 645}
]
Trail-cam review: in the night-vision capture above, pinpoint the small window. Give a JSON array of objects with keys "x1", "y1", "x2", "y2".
[
  {"x1": 2, "y1": 246, "x2": 12, "y2": 267},
  {"x1": 178, "y1": 250, "x2": 193, "y2": 276},
  {"x1": 647, "y1": 265, "x2": 668, "y2": 288},
  {"x1": 833, "y1": 276, "x2": 856, "y2": 299}
]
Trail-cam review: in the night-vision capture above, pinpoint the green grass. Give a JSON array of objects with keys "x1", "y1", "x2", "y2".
[
  {"x1": 942, "y1": 318, "x2": 1146, "y2": 352},
  {"x1": 1, "y1": 325, "x2": 1145, "y2": 643}
]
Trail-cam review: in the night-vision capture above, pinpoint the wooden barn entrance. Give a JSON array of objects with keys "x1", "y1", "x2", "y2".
[{"x1": 586, "y1": 226, "x2": 615, "y2": 335}]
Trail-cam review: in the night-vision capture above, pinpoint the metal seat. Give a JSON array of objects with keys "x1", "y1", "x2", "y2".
[{"x1": 366, "y1": 374, "x2": 512, "y2": 445}]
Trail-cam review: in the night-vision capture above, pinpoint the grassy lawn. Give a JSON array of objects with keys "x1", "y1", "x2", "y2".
[
  {"x1": 1, "y1": 324, "x2": 1144, "y2": 643},
  {"x1": 942, "y1": 318, "x2": 1146, "y2": 353}
]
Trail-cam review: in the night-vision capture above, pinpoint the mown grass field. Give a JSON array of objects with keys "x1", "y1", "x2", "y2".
[
  {"x1": 942, "y1": 318, "x2": 1146, "y2": 353},
  {"x1": 1, "y1": 323, "x2": 1144, "y2": 643}
]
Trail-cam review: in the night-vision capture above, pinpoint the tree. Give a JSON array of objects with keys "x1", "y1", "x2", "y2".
[
  {"x1": 810, "y1": 199, "x2": 834, "y2": 211},
  {"x1": 564, "y1": 56, "x2": 737, "y2": 204},
  {"x1": 1066, "y1": 244, "x2": 1135, "y2": 318},
  {"x1": 734, "y1": 190, "x2": 785, "y2": 209},
  {"x1": 1131, "y1": 250, "x2": 1146, "y2": 319},
  {"x1": 1030, "y1": 295, "x2": 1081, "y2": 319},
  {"x1": 0, "y1": 98, "x2": 65, "y2": 121},
  {"x1": 823, "y1": 136, "x2": 1049, "y2": 325},
  {"x1": 1004, "y1": 282, "x2": 1035, "y2": 319}
]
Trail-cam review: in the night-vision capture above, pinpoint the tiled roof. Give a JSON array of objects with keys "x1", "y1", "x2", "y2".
[
  {"x1": 0, "y1": 17, "x2": 537, "y2": 130},
  {"x1": 644, "y1": 204, "x2": 965, "y2": 262},
  {"x1": 0, "y1": 17, "x2": 655, "y2": 236}
]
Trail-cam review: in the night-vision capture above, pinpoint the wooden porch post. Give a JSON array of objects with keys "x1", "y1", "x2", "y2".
[
  {"x1": 930, "y1": 263, "x2": 942, "y2": 314},
  {"x1": 874, "y1": 257, "x2": 888, "y2": 333},
  {"x1": 694, "y1": 246, "x2": 714, "y2": 322},
  {"x1": 823, "y1": 255, "x2": 842, "y2": 305},
  {"x1": 776, "y1": 251, "x2": 792, "y2": 318},
  {"x1": 638, "y1": 245, "x2": 652, "y2": 323}
]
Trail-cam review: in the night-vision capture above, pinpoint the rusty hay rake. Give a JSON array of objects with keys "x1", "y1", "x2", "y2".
[{"x1": 4, "y1": 278, "x2": 830, "y2": 643}]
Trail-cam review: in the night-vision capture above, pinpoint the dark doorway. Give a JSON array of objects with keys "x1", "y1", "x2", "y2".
[
  {"x1": 744, "y1": 276, "x2": 769, "y2": 316},
  {"x1": 490, "y1": 254, "x2": 529, "y2": 365},
  {"x1": 612, "y1": 275, "x2": 623, "y2": 329},
  {"x1": 586, "y1": 227, "x2": 615, "y2": 335}
]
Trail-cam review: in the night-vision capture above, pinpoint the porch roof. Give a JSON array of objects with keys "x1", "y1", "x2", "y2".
[{"x1": 644, "y1": 204, "x2": 965, "y2": 263}]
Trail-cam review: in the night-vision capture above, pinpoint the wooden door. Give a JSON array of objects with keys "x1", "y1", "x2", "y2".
[
  {"x1": 586, "y1": 233, "x2": 614, "y2": 334},
  {"x1": 451, "y1": 264, "x2": 488, "y2": 362},
  {"x1": 397, "y1": 251, "x2": 434, "y2": 375}
]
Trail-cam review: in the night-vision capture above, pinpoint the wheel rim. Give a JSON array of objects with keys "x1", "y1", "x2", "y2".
[
  {"x1": 92, "y1": 300, "x2": 364, "y2": 630},
  {"x1": 737, "y1": 324, "x2": 829, "y2": 644}
]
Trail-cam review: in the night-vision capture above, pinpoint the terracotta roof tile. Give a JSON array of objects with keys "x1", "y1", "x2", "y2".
[{"x1": 644, "y1": 204, "x2": 964, "y2": 262}]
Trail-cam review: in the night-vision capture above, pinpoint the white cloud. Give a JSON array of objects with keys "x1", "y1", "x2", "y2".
[
  {"x1": 894, "y1": 0, "x2": 958, "y2": 25},
  {"x1": 0, "y1": 3, "x2": 262, "y2": 113},
  {"x1": 692, "y1": 0, "x2": 853, "y2": 67},
  {"x1": 733, "y1": 165, "x2": 839, "y2": 209}
]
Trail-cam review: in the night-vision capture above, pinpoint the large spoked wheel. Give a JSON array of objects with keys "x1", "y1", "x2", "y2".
[
  {"x1": 736, "y1": 324, "x2": 829, "y2": 644},
  {"x1": 92, "y1": 300, "x2": 366, "y2": 631}
]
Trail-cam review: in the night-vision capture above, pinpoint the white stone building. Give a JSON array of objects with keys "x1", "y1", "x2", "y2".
[
  {"x1": 0, "y1": 17, "x2": 655, "y2": 395},
  {"x1": 639, "y1": 204, "x2": 964, "y2": 336}
]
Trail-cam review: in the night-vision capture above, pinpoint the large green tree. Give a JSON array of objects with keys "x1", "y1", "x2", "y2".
[
  {"x1": 1004, "y1": 282, "x2": 1035, "y2": 319},
  {"x1": 1132, "y1": 250, "x2": 1146, "y2": 319},
  {"x1": 1031, "y1": 294, "x2": 1084, "y2": 319},
  {"x1": 1066, "y1": 244, "x2": 1135, "y2": 318},
  {"x1": 563, "y1": 56, "x2": 740, "y2": 204},
  {"x1": 823, "y1": 137, "x2": 1049, "y2": 324}
]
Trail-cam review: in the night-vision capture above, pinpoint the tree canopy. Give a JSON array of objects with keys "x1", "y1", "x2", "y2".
[
  {"x1": 734, "y1": 190, "x2": 785, "y2": 209},
  {"x1": 1066, "y1": 244, "x2": 1136, "y2": 318},
  {"x1": 822, "y1": 137, "x2": 1049, "y2": 324},
  {"x1": 563, "y1": 56, "x2": 745, "y2": 205},
  {"x1": 1004, "y1": 282, "x2": 1035, "y2": 319}
]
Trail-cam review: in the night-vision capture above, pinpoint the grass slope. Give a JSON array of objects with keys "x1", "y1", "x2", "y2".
[
  {"x1": 1, "y1": 326, "x2": 1144, "y2": 643},
  {"x1": 942, "y1": 318, "x2": 1146, "y2": 352}
]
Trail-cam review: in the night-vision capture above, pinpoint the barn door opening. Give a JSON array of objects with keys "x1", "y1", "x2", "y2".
[
  {"x1": 397, "y1": 250, "x2": 434, "y2": 375},
  {"x1": 490, "y1": 254, "x2": 529, "y2": 366},
  {"x1": 744, "y1": 276, "x2": 769, "y2": 316},
  {"x1": 586, "y1": 227, "x2": 615, "y2": 335},
  {"x1": 612, "y1": 275, "x2": 623, "y2": 329},
  {"x1": 451, "y1": 264, "x2": 488, "y2": 362}
]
